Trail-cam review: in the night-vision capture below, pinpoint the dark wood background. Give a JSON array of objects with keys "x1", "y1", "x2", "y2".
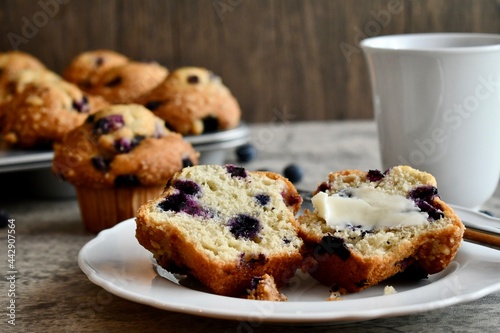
[{"x1": 1, "y1": 0, "x2": 499, "y2": 123}]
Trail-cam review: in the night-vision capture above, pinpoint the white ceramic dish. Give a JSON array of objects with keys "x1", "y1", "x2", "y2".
[{"x1": 78, "y1": 217, "x2": 500, "y2": 325}]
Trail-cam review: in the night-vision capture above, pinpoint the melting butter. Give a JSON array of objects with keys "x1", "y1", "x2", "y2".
[{"x1": 311, "y1": 188, "x2": 428, "y2": 229}]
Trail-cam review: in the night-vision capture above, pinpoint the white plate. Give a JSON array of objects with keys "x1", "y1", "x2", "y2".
[
  {"x1": 450, "y1": 204, "x2": 500, "y2": 234},
  {"x1": 78, "y1": 218, "x2": 500, "y2": 324}
]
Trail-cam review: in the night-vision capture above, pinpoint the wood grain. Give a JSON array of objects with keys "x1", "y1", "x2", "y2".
[{"x1": 0, "y1": 0, "x2": 499, "y2": 123}]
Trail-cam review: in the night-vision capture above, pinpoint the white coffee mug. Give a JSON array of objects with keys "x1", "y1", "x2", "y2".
[{"x1": 361, "y1": 33, "x2": 500, "y2": 209}]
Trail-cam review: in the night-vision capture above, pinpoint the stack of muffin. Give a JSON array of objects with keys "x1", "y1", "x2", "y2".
[{"x1": 0, "y1": 49, "x2": 242, "y2": 233}]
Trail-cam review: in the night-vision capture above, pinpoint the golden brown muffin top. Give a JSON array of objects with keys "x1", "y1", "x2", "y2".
[
  {"x1": 139, "y1": 67, "x2": 241, "y2": 135},
  {"x1": 53, "y1": 104, "x2": 199, "y2": 188}
]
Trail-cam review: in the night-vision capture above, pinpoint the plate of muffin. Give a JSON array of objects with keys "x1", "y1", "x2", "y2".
[
  {"x1": 78, "y1": 164, "x2": 500, "y2": 324},
  {"x1": 0, "y1": 49, "x2": 250, "y2": 197}
]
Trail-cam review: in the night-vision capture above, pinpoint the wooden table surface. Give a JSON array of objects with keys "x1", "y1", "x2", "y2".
[{"x1": 2, "y1": 121, "x2": 500, "y2": 333}]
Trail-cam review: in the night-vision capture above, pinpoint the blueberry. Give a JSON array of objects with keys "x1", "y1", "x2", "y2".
[
  {"x1": 114, "y1": 174, "x2": 141, "y2": 187},
  {"x1": 145, "y1": 100, "x2": 162, "y2": 111},
  {"x1": 228, "y1": 214, "x2": 261, "y2": 240},
  {"x1": 315, "y1": 236, "x2": 351, "y2": 261},
  {"x1": 114, "y1": 138, "x2": 133, "y2": 153},
  {"x1": 414, "y1": 199, "x2": 444, "y2": 221},
  {"x1": 0, "y1": 209, "x2": 10, "y2": 229},
  {"x1": 408, "y1": 185, "x2": 439, "y2": 201},
  {"x1": 173, "y1": 180, "x2": 200, "y2": 196},
  {"x1": 114, "y1": 136, "x2": 144, "y2": 153},
  {"x1": 225, "y1": 164, "x2": 247, "y2": 178},
  {"x1": 187, "y1": 75, "x2": 199, "y2": 84},
  {"x1": 91, "y1": 156, "x2": 111, "y2": 172},
  {"x1": 72, "y1": 95, "x2": 90, "y2": 113},
  {"x1": 158, "y1": 192, "x2": 209, "y2": 217},
  {"x1": 480, "y1": 210, "x2": 495, "y2": 217},
  {"x1": 93, "y1": 114, "x2": 125, "y2": 135},
  {"x1": 283, "y1": 164, "x2": 303, "y2": 183},
  {"x1": 95, "y1": 57, "x2": 104, "y2": 67},
  {"x1": 366, "y1": 169, "x2": 384, "y2": 182},
  {"x1": 255, "y1": 194, "x2": 270, "y2": 206},
  {"x1": 202, "y1": 116, "x2": 219, "y2": 134},
  {"x1": 236, "y1": 143, "x2": 257, "y2": 163}
]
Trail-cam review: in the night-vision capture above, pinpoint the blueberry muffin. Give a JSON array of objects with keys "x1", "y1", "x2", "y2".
[
  {"x1": 53, "y1": 104, "x2": 199, "y2": 233},
  {"x1": 1, "y1": 70, "x2": 108, "y2": 148},
  {"x1": 0, "y1": 51, "x2": 46, "y2": 101},
  {"x1": 136, "y1": 164, "x2": 303, "y2": 297},
  {"x1": 89, "y1": 61, "x2": 168, "y2": 104},
  {"x1": 298, "y1": 165, "x2": 464, "y2": 294},
  {"x1": 138, "y1": 67, "x2": 241, "y2": 135},
  {"x1": 63, "y1": 49, "x2": 129, "y2": 91}
]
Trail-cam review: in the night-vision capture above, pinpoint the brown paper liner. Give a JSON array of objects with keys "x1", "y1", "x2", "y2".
[{"x1": 76, "y1": 185, "x2": 164, "y2": 234}]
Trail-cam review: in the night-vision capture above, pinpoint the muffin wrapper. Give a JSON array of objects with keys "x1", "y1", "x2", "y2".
[{"x1": 76, "y1": 185, "x2": 164, "y2": 233}]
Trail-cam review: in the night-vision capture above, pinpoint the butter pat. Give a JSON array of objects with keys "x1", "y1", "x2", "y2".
[{"x1": 311, "y1": 188, "x2": 428, "y2": 229}]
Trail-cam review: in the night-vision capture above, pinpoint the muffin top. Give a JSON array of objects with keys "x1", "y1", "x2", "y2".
[
  {"x1": 0, "y1": 69, "x2": 108, "y2": 148},
  {"x1": 139, "y1": 67, "x2": 241, "y2": 135},
  {"x1": 53, "y1": 104, "x2": 199, "y2": 188},
  {"x1": 90, "y1": 61, "x2": 168, "y2": 104},
  {"x1": 0, "y1": 51, "x2": 45, "y2": 80},
  {"x1": 0, "y1": 51, "x2": 46, "y2": 102},
  {"x1": 63, "y1": 49, "x2": 129, "y2": 91}
]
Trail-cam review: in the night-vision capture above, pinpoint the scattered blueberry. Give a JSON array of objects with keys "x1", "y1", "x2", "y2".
[
  {"x1": 0, "y1": 209, "x2": 10, "y2": 228},
  {"x1": 93, "y1": 114, "x2": 125, "y2": 135},
  {"x1": 226, "y1": 164, "x2": 247, "y2": 178},
  {"x1": 480, "y1": 210, "x2": 495, "y2": 217},
  {"x1": 114, "y1": 174, "x2": 141, "y2": 187},
  {"x1": 366, "y1": 169, "x2": 384, "y2": 182},
  {"x1": 202, "y1": 116, "x2": 219, "y2": 134},
  {"x1": 187, "y1": 75, "x2": 199, "y2": 84},
  {"x1": 228, "y1": 214, "x2": 261, "y2": 240},
  {"x1": 145, "y1": 100, "x2": 162, "y2": 111},
  {"x1": 283, "y1": 164, "x2": 303, "y2": 183},
  {"x1": 255, "y1": 194, "x2": 270, "y2": 206},
  {"x1": 72, "y1": 95, "x2": 90, "y2": 113},
  {"x1": 91, "y1": 156, "x2": 111, "y2": 172},
  {"x1": 236, "y1": 143, "x2": 257, "y2": 163},
  {"x1": 105, "y1": 76, "x2": 122, "y2": 87}
]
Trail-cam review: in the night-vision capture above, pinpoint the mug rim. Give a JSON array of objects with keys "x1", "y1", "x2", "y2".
[{"x1": 360, "y1": 33, "x2": 500, "y2": 53}]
